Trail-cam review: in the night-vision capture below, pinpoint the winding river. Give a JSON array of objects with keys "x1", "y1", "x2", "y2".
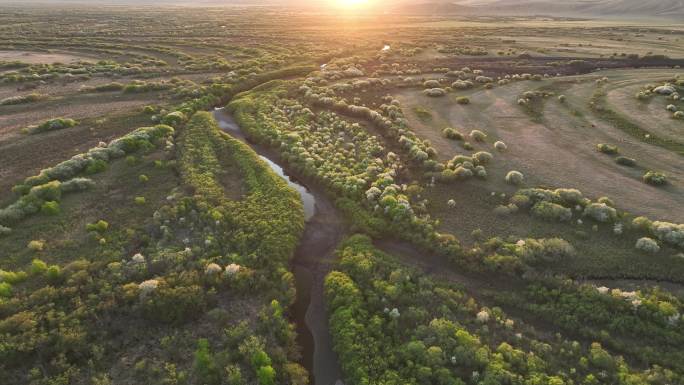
[{"x1": 213, "y1": 108, "x2": 345, "y2": 385}]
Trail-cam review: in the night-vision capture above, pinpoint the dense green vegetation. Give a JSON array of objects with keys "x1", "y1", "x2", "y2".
[{"x1": 326, "y1": 235, "x2": 683, "y2": 385}]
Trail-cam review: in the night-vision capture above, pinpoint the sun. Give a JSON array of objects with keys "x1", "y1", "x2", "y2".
[{"x1": 334, "y1": 0, "x2": 370, "y2": 9}]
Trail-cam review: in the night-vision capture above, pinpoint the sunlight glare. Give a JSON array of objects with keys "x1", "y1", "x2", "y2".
[{"x1": 334, "y1": 0, "x2": 370, "y2": 9}]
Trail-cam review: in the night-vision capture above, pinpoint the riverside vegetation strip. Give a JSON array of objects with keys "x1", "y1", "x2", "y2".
[{"x1": 1, "y1": 4, "x2": 684, "y2": 385}]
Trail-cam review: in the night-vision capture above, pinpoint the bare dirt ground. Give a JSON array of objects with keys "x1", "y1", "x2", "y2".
[
  {"x1": 0, "y1": 111, "x2": 151, "y2": 205},
  {"x1": 0, "y1": 93, "x2": 162, "y2": 139},
  {"x1": 395, "y1": 72, "x2": 684, "y2": 222},
  {"x1": 0, "y1": 50, "x2": 94, "y2": 64},
  {"x1": 601, "y1": 69, "x2": 684, "y2": 144}
]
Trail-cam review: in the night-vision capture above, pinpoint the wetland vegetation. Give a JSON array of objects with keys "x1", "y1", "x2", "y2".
[{"x1": 0, "y1": 2, "x2": 683, "y2": 385}]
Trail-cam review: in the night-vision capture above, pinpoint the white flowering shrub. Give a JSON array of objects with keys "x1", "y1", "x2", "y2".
[
  {"x1": 635, "y1": 237, "x2": 660, "y2": 254},
  {"x1": 424, "y1": 88, "x2": 447, "y2": 97},
  {"x1": 476, "y1": 308, "x2": 490, "y2": 323},
  {"x1": 205, "y1": 263, "x2": 222, "y2": 275},
  {"x1": 583, "y1": 203, "x2": 617, "y2": 223},
  {"x1": 451, "y1": 80, "x2": 474, "y2": 89},
  {"x1": 650, "y1": 221, "x2": 684, "y2": 249},
  {"x1": 517, "y1": 238, "x2": 575, "y2": 263},
  {"x1": 131, "y1": 253, "x2": 145, "y2": 264},
  {"x1": 493, "y1": 141, "x2": 507, "y2": 151},
  {"x1": 225, "y1": 263, "x2": 241, "y2": 277},
  {"x1": 423, "y1": 80, "x2": 441, "y2": 88}
]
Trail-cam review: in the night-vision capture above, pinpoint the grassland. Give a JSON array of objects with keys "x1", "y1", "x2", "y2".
[{"x1": 0, "y1": 4, "x2": 683, "y2": 385}]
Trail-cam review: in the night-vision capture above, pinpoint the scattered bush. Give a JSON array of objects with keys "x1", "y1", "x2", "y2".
[
  {"x1": 531, "y1": 201, "x2": 572, "y2": 222},
  {"x1": 26, "y1": 118, "x2": 78, "y2": 134},
  {"x1": 518, "y1": 238, "x2": 575, "y2": 264},
  {"x1": 30, "y1": 259, "x2": 48, "y2": 275},
  {"x1": 134, "y1": 196, "x2": 146, "y2": 205},
  {"x1": 0, "y1": 93, "x2": 46, "y2": 105},
  {"x1": 27, "y1": 240, "x2": 45, "y2": 251},
  {"x1": 472, "y1": 151, "x2": 493, "y2": 164},
  {"x1": 455, "y1": 96, "x2": 470, "y2": 105},
  {"x1": 40, "y1": 201, "x2": 60, "y2": 215},
  {"x1": 0, "y1": 282, "x2": 11, "y2": 297},
  {"x1": 635, "y1": 237, "x2": 660, "y2": 253},
  {"x1": 597, "y1": 143, "x2": 619, "y2": 155},
  {"x1": 505, "y1": 170, "x2": 524, "y2": 185},
  {"x1": 470, "y1": 129, "x2": 487, "y2": 142},
  {"x1": 86, "y1": 220, "x2": 109, "y2": 233},
  {"x1": 493, "y1": 141, "x2": 507, "y2": 151},
  {"x1": 423, "y1": 80, "x2": 441, "y2": 88},
  {"x1": 161, "y1": 111, "x2": 187, "y2": 126},
  {"x1": 423, "y1": 88, "x2": 446, "y2": 97},
  {"x1": 583, "y1": 203, "x2": 617, "y2": 223},
  {"x1": 85, "y1": 159, "x2": 107, "y2": 174},
  {"x1": 643, "y1": 171, "x2": 667, "y2": 186},
  {"x1": 442, "y1": 127, "x2": 463, "y2": 140},
  {"x1": 615, "y1": 156, "x2": 636, "y2": 167}
]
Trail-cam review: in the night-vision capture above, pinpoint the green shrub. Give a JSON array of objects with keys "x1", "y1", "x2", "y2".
[
  {"x1": 134, "y1": 196, "x2": 146, "y2": 205},
  {"x1": 40, "y1": 201, "x2": 60, "y2": 215},
  {"x1": 85, "y1": 159, "x2": 108, "y2": 174},
  {"x1": 26, "y1": 118, "x2": 78, "y2": 134},
  {"x1": 442, "y1": 127, "x2": 463, "y2": 140},
  {"x1": 125, "y1": 155, "x2": 138, "y2": 166},
  {"x1": 251, "y1": 350, "x2": 272, "y2": 369},
  {"x1": 470, "y1": 130, "x2": 487, "y2": 142},
  {"x1": 423, "y1": 88, "x2": 447, "y2": 97},
  {"x1": 142, "y1": 105, "x2": 157, "y2": 114},
  {"x1": 161, "y1": 111, "x2": 187, "y2": 127},
  {"x1": 30, "y1": 181, "x2": 62, "y2": 202},
  {"x1": 643, "y1": 171, "x2": 667, "y2": 185},
  {"x1": 256, "y1": 366, "x2": 276, "y2": 385},
  {"x1": 46, "y1": 265, "x2": 61, "y2": 283},
  {"x1": 505, "y1": 170, "x2": 524, "y2": 185},
  {"x1": 0, "y1": 225, "x2": 11, "y2": 236},
  {"x1": 0, "y1": 269, "x2": 27, "y2": 284},
  {"x1": 473, "y1": 151, "x2": 493, "y2": 164},
  {"x1": 615, "y1": 156, "x2": 636, "y2": 167},
  {"x1": 531, "y1": 201, "x2": 572, "y2": 222},
  {"x1": 0, "y1": 93, "x2": 46, "y2": 105},
  {"x1": 597, "y1": 143, "x2": 619, "y2": 154},
  {"x1": 138, "y1": 174, "x2": 149, "y2": 183},
  {"x1": 0, "y1": 282, "x2": 12, "y2": 297},
  {"x1": 27, "y1": 240, "x2": 45, "y2": 251},
  {"x1": 635, "y1": 237, "x2": 660, "y2": 253},
  {"x1": 92, "y1": 82, "x2": 124, "y2": 92},
  {"x1": 193, "y1": 339, "x2": 217, "y2": 384},
  {"x1": 455, "y1": 96, "x2": 470, "y2": 105},
  {"x1": 583, "y1": 203, "x2": 617, "y2": 223},
  {"x1": 30, "y1": 259, "x2": 48, "y2": 275},
  {"x1": 86, "y1": 220, "x2": 109, "y2": 233}
]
